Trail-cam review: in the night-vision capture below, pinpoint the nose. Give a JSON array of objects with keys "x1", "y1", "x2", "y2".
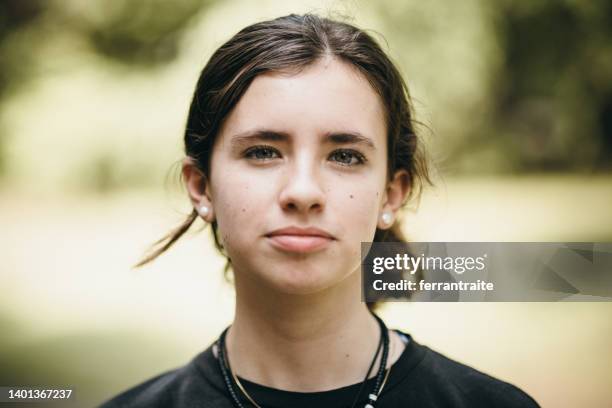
[{"x1": 278, "y1": 156, "x2": 326, "y2": 215}]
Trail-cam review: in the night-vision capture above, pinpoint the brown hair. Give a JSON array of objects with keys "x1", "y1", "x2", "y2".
[{"x1": 136, "y1": 14, "x2": 431, "y2": 307}]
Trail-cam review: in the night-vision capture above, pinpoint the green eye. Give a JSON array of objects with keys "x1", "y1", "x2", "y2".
[
  {"x1": 329, "y1": 149, "x2": 366, "y2": 166},
  {"x1": 244, "y1": 146, "x2": 281, "y2": 160}
]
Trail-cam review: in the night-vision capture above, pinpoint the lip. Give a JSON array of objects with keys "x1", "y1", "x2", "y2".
[{"x1": 265, "y1": 226, "x2": 336, "y2": 253}]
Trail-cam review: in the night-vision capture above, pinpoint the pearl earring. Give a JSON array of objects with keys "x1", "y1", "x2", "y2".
[
  {"x1": 198, "y1": 205, "x2": 210, "y2": 217},
  {"x1": 381, "y1": 212, "x2": 393, "y2": 226}
]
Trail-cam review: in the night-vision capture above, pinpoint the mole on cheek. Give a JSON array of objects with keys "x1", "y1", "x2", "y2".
[{"x1": 349, "y1": 194, "x2": 354, "y2": 199}]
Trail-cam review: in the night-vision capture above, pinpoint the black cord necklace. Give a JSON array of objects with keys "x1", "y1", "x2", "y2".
[{"x1": 216, "y1": 313, "x2": 391, "y2": 408}]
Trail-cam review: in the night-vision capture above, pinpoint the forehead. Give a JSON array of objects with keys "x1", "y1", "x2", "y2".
[{"x1": 218, "y1": 58, "x2": 387, "y2": 145}]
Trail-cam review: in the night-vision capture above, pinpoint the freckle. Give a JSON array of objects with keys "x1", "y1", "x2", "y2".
[
  {"x1": 345, "y1": 353, "x2": 350, "y2": 358},
  {"x1": 241, "y1": 208, "x2": 245, "y2": 212}
]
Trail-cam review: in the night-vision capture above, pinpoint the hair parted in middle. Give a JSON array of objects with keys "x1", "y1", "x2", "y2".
[{"x1": 136, "y1": 14, "x2": 432, "y2": 308}]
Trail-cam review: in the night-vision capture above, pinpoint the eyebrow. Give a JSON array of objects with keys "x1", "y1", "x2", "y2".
[{"x1": 230, "y1": 129, "x2": 376, "y2": 149}]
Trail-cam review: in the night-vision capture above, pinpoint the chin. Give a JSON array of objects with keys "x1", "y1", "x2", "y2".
[
  {"x1": 261, "y1": 261, "x2": 354, "y2": 296},
  {"x1": 230, "y1": 245, "x2": 359, "y2": 296}
]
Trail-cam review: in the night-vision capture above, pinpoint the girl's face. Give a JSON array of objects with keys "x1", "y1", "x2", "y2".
[{"x1": 189, "y1": 58, "x2": 407, "y2": 295}]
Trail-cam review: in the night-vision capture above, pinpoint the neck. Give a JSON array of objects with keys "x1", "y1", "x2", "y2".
[{"x1": 224, "y1": 268, "x2": 398, "y2": 392}]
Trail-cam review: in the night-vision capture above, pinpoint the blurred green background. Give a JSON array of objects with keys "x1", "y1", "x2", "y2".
[{"x1": 1, "y1": 0, "x2": 611, "y2": 407}]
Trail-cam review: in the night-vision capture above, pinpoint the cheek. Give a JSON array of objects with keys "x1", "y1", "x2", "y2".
[
  {"x1": 333, "y1": 180, "x2": 383, "y2": 236},
  {"x1": 210, "y1": 166, "x2": 267, "y2": 244}
]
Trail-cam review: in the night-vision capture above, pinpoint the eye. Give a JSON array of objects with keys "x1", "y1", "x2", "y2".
[
  {"x1": 329, "y1": 149, "x2": 367, "y2": 166},
  {"x1": 244, "y1": 145, "x2": 281, "y2": 161}
]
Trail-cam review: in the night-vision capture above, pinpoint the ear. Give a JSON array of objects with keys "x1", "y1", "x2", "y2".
[
  {"x1": 378, "y1": 169, "x2": 411, "y2": 229},
  {"x1": 182, "y1": 157, "x2": 214, "y2": 222}
]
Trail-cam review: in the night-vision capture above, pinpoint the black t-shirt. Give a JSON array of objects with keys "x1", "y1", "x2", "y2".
[{"x1": 99, "y1": 331, "x2": 540, "y2": 407}]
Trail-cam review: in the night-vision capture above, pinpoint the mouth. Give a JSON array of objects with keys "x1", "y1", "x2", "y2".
[{"x1": 265, "y1": 226, "x2": 336, "y2": 253}]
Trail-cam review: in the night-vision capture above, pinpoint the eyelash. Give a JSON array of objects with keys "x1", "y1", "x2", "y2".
[
  {"x1": 329, "y1": 149, "x2": 367, "y2": 166},
  {"x1": 243, "y1": 145, "x2": 367, "y2": 166}
]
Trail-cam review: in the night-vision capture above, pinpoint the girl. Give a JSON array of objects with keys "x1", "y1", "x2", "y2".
[{"x1": 101, "y1": 13, "x2": 539, "y2": 408}]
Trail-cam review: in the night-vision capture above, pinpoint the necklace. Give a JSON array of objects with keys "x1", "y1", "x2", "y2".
[{"x1": 216, "y1": 313, "x2": 391, "y2": 408}]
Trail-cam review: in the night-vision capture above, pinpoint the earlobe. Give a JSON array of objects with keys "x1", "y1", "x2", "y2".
[
  {"x1": 196, "y1": 203, "x2": 214, "y2": 223},
  {"x1": 197, "y1": 204, "x2": 210, "y2": 217},
  {"x1": 182, "y1": 157, "x2": 214, "y2": 222},
  {"x1": 380, "y1": 211, "x2": 393, "y2": 227},
  {"x1": 377, "y1": 210, "x2": 394, "y2": 230},
  {"x1": 378, "y1": 170, "x2": 411, "y2": 229}
]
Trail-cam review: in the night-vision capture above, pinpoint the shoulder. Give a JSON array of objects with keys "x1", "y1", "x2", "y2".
[
  {"x1": 98, "y1": 346, "x2": 229, "y2": 408},
  {"x1": 97, "y1": 356, "x2": 217, "y2": 408},
  {"x1": 98, "y1": 367, "x2": 185, "y2": 408},
  {"x1": 411, "y1": 342, "x2": 540, "y2": 407}
]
